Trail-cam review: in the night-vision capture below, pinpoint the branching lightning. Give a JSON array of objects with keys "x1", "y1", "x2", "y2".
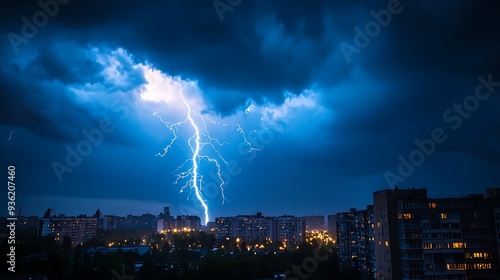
[
  {"x1": 7, "y1": 130, "x2": 14, "y2": 142},
  {"x1": 155, "y1": 86, "x2": 258, "y2": 225},
  {"x1": 236, "y1": 124, "x2": 260, "y2": 152}
]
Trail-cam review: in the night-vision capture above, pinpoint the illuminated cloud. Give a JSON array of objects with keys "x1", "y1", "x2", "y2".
[{"x1": 1, "y1": 1, "x2": 499, "y2": 218}]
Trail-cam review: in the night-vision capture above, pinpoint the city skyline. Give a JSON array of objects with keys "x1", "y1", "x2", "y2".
[
  {"x1": 5, "y1": 185, "x2": 500, "y2": 278},
  {"x1": 2, "y1": 201, "x2": 337, "y2": 221},
  {"x1": 4, "y1": 184, "x2": 500, "y2": 219},
  {"x1": 5, "y1": 186, "x2": 498, "y2": 223},
  {"x1": 2, "y1": 1, "x2": 500, "y2": 222}
]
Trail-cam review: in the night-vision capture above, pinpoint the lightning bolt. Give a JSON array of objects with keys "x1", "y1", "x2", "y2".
[
  {"x1": 182, "y1": 91, "x2": 209, "y2": 225},
  {"x1": 236, "y1": 124, "x2": 260, "y2": 152},
  {"x1": 7, "y1": 130, "x2": 14, "y2": 142},
  {"x1": 260, "y1": 107, "x2": 270, "y2": 122},
  {"x1": 155, "y1": 86, "x2": 257, "y2": 225},
  {"x1": 245, "y1": 103, "x2": 257, "y2": 114}
]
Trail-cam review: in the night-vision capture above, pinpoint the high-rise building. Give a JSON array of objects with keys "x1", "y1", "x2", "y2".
[
  {"x1": 126, "y1": 214, "x2": 157, "y2": 230},
  {"x1": 213, "y1": 213, "x2": 305, "y2": 248},
  {"x1": 164, "y1": 216, "x2": 176, "y2": 230},
  {"x1": 336, "y1": 206, "x2": 376, "y2": 279},
  {"x1": 214, "y1": 213, "x2": 276, "y2": 243},
  {"x1": 102, "y1": 213, "x2": 157, "y2": 231},
  {"x1": 373, "y1": 187, "x2": 500, "y2": 280},
  {"x1": 39, "y1": 212, "x2": 97, "y2": 246},
  {"x1": 276, "y1": 215, "x2": 306, "y2": 248},
  {"x1": 327, "y1": 214, "x2": 338, "y2": 240},
  {"x1": 175, "y1": 215, "x2": 201, "y2": 231},
  {"x1": 156, "y1": 208, "x2": 201, "y2": 232},
  {"x1": 304, "y1": 215, "x2": 326, "y2": 231},
  {"x1": 237, "y1": 213, "x2": 276, "y2": 243},
  {"x1": 205, "y1": 221, "x2": 216, "y2": 232},
  {"x1": 103, "y1": 215, "x2": 126, "y2": 230},
  {"x1": 93, "y1": 209, "x2": 103, "y2": 230},
  {"x1": 17, "y1": 216, "x2": 39, "y2": 230},
  {"x1": 214, "y1": 216, "x2": 234, "y2": 240}
]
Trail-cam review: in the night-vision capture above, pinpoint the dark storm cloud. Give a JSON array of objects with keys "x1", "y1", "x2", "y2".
[
  {"x1": 305, "y1": 0, "x2": 500, "y2": 177},
  {"x1": 0, "y1": 66, "x2": 92, "y2": 142},
  {"x1": 2, "y1": 0, "x2": 369, "y2": 115},
  {"x1": 24, "y1": 43, "x2": 103, "y2": 84},
  {"x1": 0, "y1": 38, "x2": 146, "y2": 143},
  {"x1": 3, "y1": 0, "x2": 497, "y2": 116},
  {"x1": 2, "y1": 0, "x2": 500, "y2": 217}
]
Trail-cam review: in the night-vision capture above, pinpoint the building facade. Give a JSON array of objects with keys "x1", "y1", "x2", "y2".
[
  {"x1": 304, "y1": 215, "x2": 326, "y2": 231},
  {"x1": 328, "y1": 214, "x2": 338, "y2": 240},
  {"x1": 336, "y1": 206, "x2": 376, "y2": 279},
  {"x1": 374, "y1": 187, "x2": 500, "y2": 280},
  {"x1": 175, "y1": 215, "x2": 201, "y2": 231},
  {"x1": 103, "y1": 215, "x2": 127, "y2": 230},
  {"x1": 103, "y1": 213, "x2": 157, "y2": 231},
  {"x1": 214, "y1": 213, "x2": 305, "y2": 248},
  {"x1": 276, "y1": 215, "x2": 306, "y2": 248},
  {"x1": 214, "y1": 213, "x2": 277, "y2": 243},
  {"x1": 39, "y1": 215, "x2": 97, "y2": 246}
]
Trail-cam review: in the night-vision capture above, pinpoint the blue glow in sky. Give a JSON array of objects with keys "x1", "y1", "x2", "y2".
[{"x1": 1, "y1": 0, "x2": 500, "y2": 220}]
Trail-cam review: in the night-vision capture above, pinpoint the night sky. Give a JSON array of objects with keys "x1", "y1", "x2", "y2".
[{"x1": 1, "y1": 0, "x2": 500, "y2": 223}]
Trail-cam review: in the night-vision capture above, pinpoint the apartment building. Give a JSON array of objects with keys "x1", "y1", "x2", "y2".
[{"x1": 373, "y1": 187, "x2": 500, "y2": 280}]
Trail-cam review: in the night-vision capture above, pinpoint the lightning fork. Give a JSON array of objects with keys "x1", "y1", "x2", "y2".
[{"x1": 155, "y1": 86, "x2": 261, "y2": 225}]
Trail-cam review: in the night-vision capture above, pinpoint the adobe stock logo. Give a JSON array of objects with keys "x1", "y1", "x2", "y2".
[
  {"x1": 51, "y1": 98, "x2": 131, "y2": 183},
  {"x1": 384, "y1": 74, "x2": 500, "y2": 186},
  {"x1": 7, "y1": 0, "x2": 71, "y2": 54},
  {"x1": 213, "y1": 0, "x2": 243, "y2": 22}
]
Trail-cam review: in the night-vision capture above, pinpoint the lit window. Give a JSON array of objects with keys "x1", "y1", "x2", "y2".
[
  {"x1": 473, "y1": 263, "x2": 492, "y2": 269},
  {"x1": 447, "y1": 263, "x2": 466, "y2": 270},
  {"x1": 467, "y1": 252, "x2": 491, "y2": 259},
  {"x1": 452, "y1": 242, "x2": 466, "y2": 249},
  {"x1": 441, "y1": 213, "x2": 447, "y2": 219},
  {"x1": 428, "y1": 203, "x2": 437, "y2": 208}
]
